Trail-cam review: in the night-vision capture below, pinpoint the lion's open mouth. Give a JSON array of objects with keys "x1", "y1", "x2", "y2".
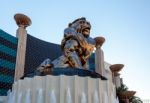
[
  {"x1": 82, "y1": 27, "x2": 90, "y2": 36},
  {"x1": 83, "y1": 27, "x2": 90, "y2": 33}
]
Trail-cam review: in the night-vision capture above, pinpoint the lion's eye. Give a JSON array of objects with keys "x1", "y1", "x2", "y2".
[
  {"x1": 80, "y1": 21, "x2": 85, "y2": 24},
  {"x1": 87, "y1": 22, "x2": 90, "y2": 25}
]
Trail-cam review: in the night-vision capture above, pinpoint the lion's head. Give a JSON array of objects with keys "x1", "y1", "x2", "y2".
[{"x1": 68, "y1": 17, "x2": 91, "y2": 37}]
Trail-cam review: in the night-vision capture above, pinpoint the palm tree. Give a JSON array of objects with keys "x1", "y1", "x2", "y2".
[
  {"x1": 117, "y1": 84, "x2": 128, "y2": 93},
  {"x1": 129, "y1": 96, "x2": 143, "y2": 103},
  {"x1": 116, "y1": 84, "x2": 128, "y2": 103},
  {"x1": 116, "y1": 84, "x2": 143, "y2": 103}
]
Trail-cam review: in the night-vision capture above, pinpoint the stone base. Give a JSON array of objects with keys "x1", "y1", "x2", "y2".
[
  {"x1": 7, "y1": 75, "x2": 104, "y2": 103},
  {"x1": 5, "y1": 75, "x2": 119, "y2": 103}
]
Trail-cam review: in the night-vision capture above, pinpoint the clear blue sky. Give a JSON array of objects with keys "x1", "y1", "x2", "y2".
[{"x1": 0, "y1": 0, "x2": 150, "y2": 99}]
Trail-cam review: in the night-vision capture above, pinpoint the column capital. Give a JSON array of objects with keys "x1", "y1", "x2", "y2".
[
  {"x1": 14, "y1": 13, "x2": 32, "y2": 29},
  {"x1": 118, "y1": 91, "x2": 136, "y2": 99},
  {"x1": 94, "y1": 36, "x2": 105, "y2": 48},
  {"x1": 110, "y1": 64, "x2": 124, "y2": 73}
]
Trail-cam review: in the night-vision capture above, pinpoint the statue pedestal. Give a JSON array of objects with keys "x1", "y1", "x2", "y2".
[{"x1": 6, "y1": 75, "x2": 106, "y2": 103}]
